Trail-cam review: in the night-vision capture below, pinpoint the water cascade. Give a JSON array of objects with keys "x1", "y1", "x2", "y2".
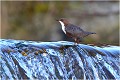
[{"x1": 0, "y1": 39, "x2": 119, "y2": 80}]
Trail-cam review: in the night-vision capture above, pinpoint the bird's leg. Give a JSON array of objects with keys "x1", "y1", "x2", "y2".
[
  {"x1": 77, "y1": 37, "x2": 83, "y2": 44},
  {"x1": 76, "y1": 39, "x2": 80, "y2": 44},
  {"x1": 74, "y1": 38, "x2": 78, "y2": 45}
]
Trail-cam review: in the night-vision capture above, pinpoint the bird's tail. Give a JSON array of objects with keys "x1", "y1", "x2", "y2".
[
  {"x1": 87, "y1": 32, "x2": 96, "y2": 34},
  {"x1": 90, "y1": 32, "x2": 96, "y2": 34}
]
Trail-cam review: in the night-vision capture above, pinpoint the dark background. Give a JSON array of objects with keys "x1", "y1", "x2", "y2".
[{"x1": 1, "y1": 1, "x2": 119, "y2": 45}]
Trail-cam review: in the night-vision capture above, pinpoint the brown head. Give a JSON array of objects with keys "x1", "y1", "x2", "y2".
[{"x1": 56, "y1": 18, "x2": 70, "y2": 26}]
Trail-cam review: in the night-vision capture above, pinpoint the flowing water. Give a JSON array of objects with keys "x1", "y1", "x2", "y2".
[{"x1": 0, "y1": 39, "x2": 120, "y2": 80}]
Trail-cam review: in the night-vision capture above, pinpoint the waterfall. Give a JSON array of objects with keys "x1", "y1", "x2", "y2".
[{"x1": 0, "y1": 39, "x2": 120, "y2": 80}]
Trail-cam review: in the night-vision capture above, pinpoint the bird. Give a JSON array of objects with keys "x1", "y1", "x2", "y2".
[{"x1": 56, "y1": 18, "x2": 96, "y2": 44}]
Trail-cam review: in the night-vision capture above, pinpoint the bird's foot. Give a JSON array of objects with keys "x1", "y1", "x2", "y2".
[{"x1": 74, "y1": 42, "x2": 78, "y2": 46}]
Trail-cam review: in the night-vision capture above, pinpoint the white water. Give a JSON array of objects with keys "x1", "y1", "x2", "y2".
[{"x1": 0, "y1": 39, "x2": 120, "y2": 80}]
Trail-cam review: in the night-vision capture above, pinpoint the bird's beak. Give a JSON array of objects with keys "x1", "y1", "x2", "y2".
[{"x1": 56, "y1": 19, "x2": 59, "y2": 21}]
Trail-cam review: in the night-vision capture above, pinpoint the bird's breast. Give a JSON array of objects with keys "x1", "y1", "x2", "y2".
[{"x1": 59, "y1": 21, "x2": 66, "y2": 34}]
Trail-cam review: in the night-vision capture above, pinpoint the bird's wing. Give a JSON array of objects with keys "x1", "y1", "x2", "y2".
[{"x1": 65, "y1": 24, "x2": 84, "y2": 35}]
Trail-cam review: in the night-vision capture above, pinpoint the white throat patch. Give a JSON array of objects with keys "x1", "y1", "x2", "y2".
[{"x1": 59, "y1": 21, "x2": 66, "y2": 34}]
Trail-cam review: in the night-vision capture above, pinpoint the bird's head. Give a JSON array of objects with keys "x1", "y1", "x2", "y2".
[{"x1": 56, "y1": 18, "x2": 70, "y2": 26}]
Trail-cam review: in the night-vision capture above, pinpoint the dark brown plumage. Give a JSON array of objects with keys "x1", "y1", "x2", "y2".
[{"x1": 57, "y1": 18, "x2": 96, "y2": 43}]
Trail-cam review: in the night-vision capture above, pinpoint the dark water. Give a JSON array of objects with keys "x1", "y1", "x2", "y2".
[{"x1": 0, "y1": 39, "x2": 120, "y2": 80}]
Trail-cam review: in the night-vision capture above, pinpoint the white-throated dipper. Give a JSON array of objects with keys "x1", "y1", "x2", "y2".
[{"x1": 57, "y1": 18, "x2": 96, "y2": 44}]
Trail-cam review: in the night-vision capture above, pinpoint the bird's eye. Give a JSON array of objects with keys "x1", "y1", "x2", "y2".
[{"x1": 60, "y1": 19, "x2": 63, "y2": 21}]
